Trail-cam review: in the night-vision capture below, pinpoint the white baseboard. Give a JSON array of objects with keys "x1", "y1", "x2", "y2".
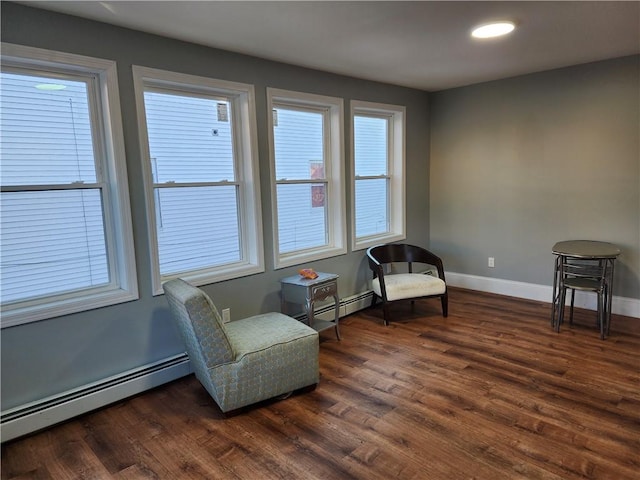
[
  {"x1": 0, "y1": 353, "x2": 192, "y2": 443},
  {"x1": 310, "y1": 273, "x2": 640, "y2": 321},
  {"x1": 446, "y1": 272, "x2": 640, "y2": 319}
]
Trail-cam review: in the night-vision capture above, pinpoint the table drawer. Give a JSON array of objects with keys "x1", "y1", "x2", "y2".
[{"x1": 312, "y1": 281, "x2": 337, "y2": 299}]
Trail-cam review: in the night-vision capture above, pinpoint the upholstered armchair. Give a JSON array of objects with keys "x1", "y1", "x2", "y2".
[
  {"x1": 367, "y1": 243, "x2": 448, "y2": 325},
  {"x1": 163, "y1": 278, "x2": 319, "y2": 413}
]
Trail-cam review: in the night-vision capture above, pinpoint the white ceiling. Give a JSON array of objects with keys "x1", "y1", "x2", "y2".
[{"x1": 20, "y1": 1, "x2": 640, "y2": 91}]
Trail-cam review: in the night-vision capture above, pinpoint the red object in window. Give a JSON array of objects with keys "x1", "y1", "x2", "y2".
[{"x1": 311, "y1": 185, "x2": 325, "y2": 208}]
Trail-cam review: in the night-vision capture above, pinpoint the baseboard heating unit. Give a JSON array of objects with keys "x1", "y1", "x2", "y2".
[
  {"x1": 304, "y1": 290, "x2": 374, "y2": 322},
  {"x1": 1, "y1": 353, "x2": 192, "y2": 443}
]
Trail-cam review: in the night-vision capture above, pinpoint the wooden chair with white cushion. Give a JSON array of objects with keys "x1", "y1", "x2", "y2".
[{"x1": 366, "y1": 244, "x2": 448, "y2": 326}]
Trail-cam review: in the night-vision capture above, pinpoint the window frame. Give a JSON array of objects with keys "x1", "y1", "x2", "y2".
[
  {"x1": 351, "y1": 100, "x2": 406, "y2": 251},
  {"x1": 0, "y1": 43, "x2": 138, "y2": 328},
  {"x1": 267, "y1": 88, "x2": 346, "y2": 269},
  {"x1": 132, "y1": 66, "x2": 264, "y2": 295}
]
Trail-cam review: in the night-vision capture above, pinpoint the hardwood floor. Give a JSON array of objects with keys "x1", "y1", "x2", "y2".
[{"x1": 2, "y1": 287, "x2": 639, "y2": 479}]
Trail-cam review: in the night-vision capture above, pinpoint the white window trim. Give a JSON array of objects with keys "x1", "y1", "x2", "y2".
[
  {"x1": 0, "y1": 43, "x2": 138, "y2": 328},
  {"x1": 132, "y1": 66, "x2": 264, "y2": 295},
  {"x1": 267, "y1": 88, "x2": 347, "y2": 269},
  {"x1": 351, "y1": 100, "x2": 406, "y2": 251}
]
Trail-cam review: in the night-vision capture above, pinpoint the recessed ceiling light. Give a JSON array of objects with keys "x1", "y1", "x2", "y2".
[
  {"x1": 35, "y1": 83, "x2": 67, "y2": 90},
  {"x1": 471, "y1": 22, "x2": 516, "y2": 39}
]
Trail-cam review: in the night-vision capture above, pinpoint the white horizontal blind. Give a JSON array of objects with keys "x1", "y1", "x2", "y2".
[
  {"x1": 0, "y1": 71, "x2": 109, "y2": 304},
  {"x1": 143, "y1": 90, "x2": 241, "y2": 275},
  {"x1": 273, "y1": 107, "x2": 328, "y2": 253},
  {"x1": 354, "y1": 114, "x2": 389, "y2": 238}
]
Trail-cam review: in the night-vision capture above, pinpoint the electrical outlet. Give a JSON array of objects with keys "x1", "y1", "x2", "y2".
[
  {"x1": 488, "y1": 257, "x2": 495, "y2": 268},
  {"x1": 222, "y1": 308, "x2": 231, "y2": 323}
]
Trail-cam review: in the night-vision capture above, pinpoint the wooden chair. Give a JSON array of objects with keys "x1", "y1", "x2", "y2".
[{"x1": 366, "y1": 244, "x2": 448, "y2": 326}]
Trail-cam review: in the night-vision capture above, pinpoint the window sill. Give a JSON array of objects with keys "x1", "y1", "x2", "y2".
[{"x1": 1, "y1": 287, "x2": 139, "y2": 328}]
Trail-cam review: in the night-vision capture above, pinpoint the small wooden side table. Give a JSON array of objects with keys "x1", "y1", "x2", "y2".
[{"x1": 280, "y1": 272, "x2": 341, "y2": 340}]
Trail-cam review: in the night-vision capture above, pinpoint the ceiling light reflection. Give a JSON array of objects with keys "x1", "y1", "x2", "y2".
[{"x1": 471, "y1": 22, "x2": 515, "y2": 39}]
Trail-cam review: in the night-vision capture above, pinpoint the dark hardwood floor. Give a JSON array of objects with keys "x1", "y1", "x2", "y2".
[{"x1": 2, "y1": 287, "x2": 639, "y2": 479}]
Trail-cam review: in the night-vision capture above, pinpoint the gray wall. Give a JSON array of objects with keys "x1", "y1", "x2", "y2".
[
  {"x1": 1, "y1": 3, "x2": 430, "y2": 409},
  {"x1": 430, "y1": 55, "x2": 640, "y2": 299}
]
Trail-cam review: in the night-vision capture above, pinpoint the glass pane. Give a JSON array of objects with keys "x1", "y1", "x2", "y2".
[
  {"x1": 355, "y1": 178, "x2": 389, "y2": 237},
  {"x1": 277, "y1": 183, "x2": 327, "y2": 253},
  {"x1": 155, "y1": 186, "x2": 241, "y2": 274},
  {"x1": 354, "y1": 115, "x2": 388, "y2": 176},
  {"x1": 144, "y1": 92, "x2": 235, "y2": 183},
  {"x1": 273, "y1": 107, "x2": 324, "y2": 180},
  {"x1": 0, "y1": 190, "x2": 108, "y2": 303},
  {"x1": 0, "y1": 72, "x2": 97, "y2": 185}
]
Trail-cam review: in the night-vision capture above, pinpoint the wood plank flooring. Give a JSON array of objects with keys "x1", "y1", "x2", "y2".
[{"x1": 2, "y1": 287, "x2": 639, "y2": 479}]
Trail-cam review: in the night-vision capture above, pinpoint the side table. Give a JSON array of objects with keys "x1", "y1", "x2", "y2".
[{"x1": 280, "y1": 272, "x2": 341, "y2": 340}]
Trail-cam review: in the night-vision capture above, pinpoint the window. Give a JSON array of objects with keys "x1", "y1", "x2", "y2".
[
  {"x1": 133, "y1": 67, "x2": 263, "y2": 294},
  {"x1": 267, "y1": 89, "x2": 346, "y2": 269},
  {"x1": 351, "y1": 101, "x2": 406, "y2": 250},
  {"x1": 0, "y1": 43, "x2": 138, "y2": 327}
]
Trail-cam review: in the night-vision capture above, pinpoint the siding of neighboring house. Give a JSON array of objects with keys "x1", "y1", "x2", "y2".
[{"x1": 1, "y1": 72, "x2": 109, "y2": 303}]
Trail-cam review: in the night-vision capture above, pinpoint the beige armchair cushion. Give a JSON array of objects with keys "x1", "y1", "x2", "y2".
[{"x1": 372, "y1": 273, "x2": 446, "y2": 301}]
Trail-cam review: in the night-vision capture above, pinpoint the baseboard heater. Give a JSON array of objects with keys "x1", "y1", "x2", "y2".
[
  {"x1": 1, "y1": 291, "x2": 375, "y2": 443},
  {"x1": 1, "y1": 353, "x2": 192, "y2": 443},
  {"x1": 297, "y1": 290, "x2": 374, "y2": 322}
]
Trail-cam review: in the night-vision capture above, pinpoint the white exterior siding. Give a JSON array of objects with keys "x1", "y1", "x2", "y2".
[
  {"x1": 143, "y1": 92, "x2": 240, "y2": 273},
  {"x1": 354, "y1": 115, "x2": 389, "y2": 237},
  {"x1": 144, "y1": 92, "x2": 234, "y2": 183},
  {"x1": 273, "y1": 107, "x2": 328, "y2": 253},
  {"x1": 0, "y1": 72, "x2": 108, "y2": 304},
  {"x1": 1, "y1": 73, "x2": 96, "y2": 185}
]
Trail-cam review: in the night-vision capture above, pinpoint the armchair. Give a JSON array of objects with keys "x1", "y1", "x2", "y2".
[
  {"x1": 163, "y1": 278, "x2": 319, "y2": 413},
  {"x1": 367, "y1": 243, "x2": 448, "y2": 325}
]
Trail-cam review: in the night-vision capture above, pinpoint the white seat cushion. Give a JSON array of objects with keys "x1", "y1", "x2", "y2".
[{"x1": 372, "y1": 273, "x2": 446, "y2": 301}]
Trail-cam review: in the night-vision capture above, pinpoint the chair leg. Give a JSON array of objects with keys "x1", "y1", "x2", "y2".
[
  {"x1": 370, "y1": 292, "x2": 377, "y2": 308},
  {"x1": 569, "y1": 289, "x2": 575, "y2": 326},
  {"x1": 297, "y1": 383, "x2": 318, "y2": 394},
  {"x1": 557, "y1": 287, "x2": 566, "y2": 332},
  {"x1": 382, "y1": 303, "x2": 390, "y2": 326},
  {"x1": 598, "y1": 292, "x2": 605, "y2": 340},
  {"x1": 441, "y1": 294, "x2": 448, "y2": 317},
  {"x1": 604, "y1": 284, "x2": 612, "y2": 337},
  {"x1": 551, "y1": 289, "x2": 559, "y2": 331}
]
